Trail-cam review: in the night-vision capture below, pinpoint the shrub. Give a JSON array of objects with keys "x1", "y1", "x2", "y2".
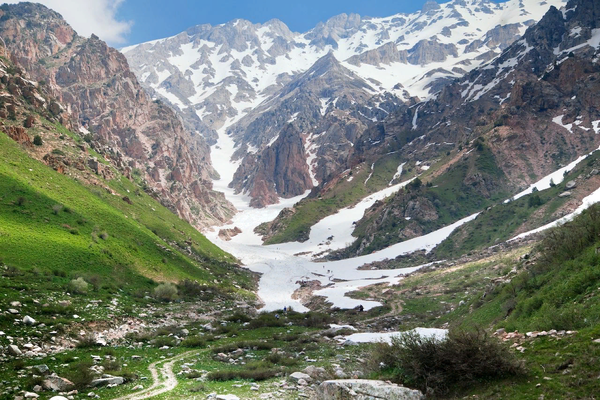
[
  {"x1": 76, "y1": 334, "x2": 100, "y2": 349},
  {"x1": 64, "y1": 361, "x2": 96, "y2": 389},
  {"x1": 181, "y1": 336, "x2": 206, "y2": 348},
  {"x1": 153, "y1": 282, "x2": 178, "y2": 302},
  {"x1": 33, "y1": 135, "x2": 43, "y2": 146},
  {"x1": 207, "y1": 366, "x2": 279, "y2": 381},
  {"x1": 69, "y1": 277, "x2": 89, "y2": 294},
  {"x1": 371, "y1": 329, "x2": 524, "y2": 396},
  {"x1": 52, "y1": 204, "x2": 63, "y2": 215}
]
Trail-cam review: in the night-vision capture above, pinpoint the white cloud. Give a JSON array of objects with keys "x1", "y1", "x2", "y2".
[{"x1": 3, "y1": 0, "x2": 133, "y2": 44}]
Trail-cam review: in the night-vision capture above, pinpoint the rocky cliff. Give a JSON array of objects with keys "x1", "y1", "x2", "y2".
[{"x1": 0, "y1": 3, "x2": 235, "y2": 228}]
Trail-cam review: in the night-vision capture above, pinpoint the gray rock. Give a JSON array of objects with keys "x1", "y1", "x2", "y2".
[
  {"x1": 8, "y1": 308, "x2": 19, "y2": 314},
  {"x1": 43, "y1": 375, "x2": 75, "y2": 392},
  {"x1": 10, "y1": 301, "x2": 21, "y2": 307},
  {"x1": 559, "y1": 191, "x2": 571, "y2": 197},
  {"x1": 33, "y1": 364, "x2": 50, "y2": 375},
  {"x1": 8, "y1": 344, "x2": 22, "y2": 356},
  {"x1": 342, "y1": 339, "x2": 359, "y2": 346},
  {"x1": 317, "y1": 379, "x2": 424, "y2": 400},
  {"x1": 565, "y1": 180, "x2": 577, "y2": 189},
  {"x1": 23, "y1": 315, "x2": 36, "y2": 325},
  {"x1": 289, "y1": 371, "x2": 312, "y2": 383},
  {"x1": 90, "y1": 376, "x2": 125, "y2": 387},
  {"x1": 49, "y1": 397, "x2": 69, "y2": 400},
  {"x1": 216, "y1": 395, "x2": 240, "y2": 400},
  {"x1": 23, "y1": 392, "x2": 39, "y2": 398},
  {"x1": 303, "y1": 365, "x2": 328, "y2": 381}
]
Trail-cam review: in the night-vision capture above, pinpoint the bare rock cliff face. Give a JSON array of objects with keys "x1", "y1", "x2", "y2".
[{"x1": 0, "y1": 3, "x2": 234, "y2": 228}]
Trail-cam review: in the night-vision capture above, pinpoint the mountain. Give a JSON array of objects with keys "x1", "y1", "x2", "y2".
[
  {"x1": 328, "y1": 0, "x2": 600, "y2": 256},
  {"x1": 123, "y1": 0, "x2": 566, "y2": 208},
  {"x1": 0, "y1": 3, "x2": 235, "y2": 229}
]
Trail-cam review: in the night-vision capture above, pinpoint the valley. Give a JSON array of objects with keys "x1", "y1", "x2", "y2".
[{"x1": 1, "y1": 0, "x2": 600, "y2": 399}]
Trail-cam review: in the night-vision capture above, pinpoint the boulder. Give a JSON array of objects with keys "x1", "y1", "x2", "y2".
[
  {"x1": 303, "y1": 365, "x2": 329, "y2": 381},
  {"x1": 565, "y1": 180, "x2": 577, "y2": 189},
  {"x1": 317, "y1": 379, "x2": 425, "y2": 400},
  {"x1": 23, "y1": 315, "x2": 36, "y2": 325},
  {"x1": 8, "y1": 344, "x2": 22, "y2": 356},
  {"x1": 43, "y1": 375, "x2": 75, "y2": 392},
  {"x1": 23, "y1": 392, "x2": 39, "y2": 398},
  {"x1": 90, "y1": 375, "x2": 125, "y2": 387},
  {"x1": 49, "y1": 397, "x2": 69, "y2": 400},
  {"x1": 288, "y1": 371, "x2": 312, "y2": 383},
  {"x1": 216, "y1": 395, "x2": 240, "y2": 400}
]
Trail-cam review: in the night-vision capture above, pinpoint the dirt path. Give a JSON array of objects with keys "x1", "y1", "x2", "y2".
[{"x1": 113, "y1": 350, "x2": 197, "y2": 400}]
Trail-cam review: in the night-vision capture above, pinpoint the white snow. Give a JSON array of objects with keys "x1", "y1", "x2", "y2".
[
  {"x1": 389, "y1": 162, "x2": 406, "y2": 186},
  {"x1": 510, "y1": 153, "x2": 589, "y2": 201},
  {"x1": 511, "y1": 185, "x2": 600, "y2": 241},
  {"x1": 593, "y1": 120, "x2": 600, "y2": 135},
  {"x1": 340, "y1": 328, "x2": 448, "y2": 344},
  {"x1": 552, "y1": 115, "x2": 573, "y2": 133}
]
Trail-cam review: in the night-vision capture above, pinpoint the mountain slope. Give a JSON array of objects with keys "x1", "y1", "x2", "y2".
[
  {"x1": 0, "y1": 3, "x2": 234, "y2": 229},
  {"x1": 333, "y1": 0, "x2": 600, "y2": 256},
  {"x1": 123, "y1": 0, "x2": 566, "y2": 208}
]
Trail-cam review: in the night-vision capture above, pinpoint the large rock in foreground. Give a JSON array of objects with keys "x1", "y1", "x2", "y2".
[{"x1": 317, "y1": 379, "x2": 424, "y2": 400}]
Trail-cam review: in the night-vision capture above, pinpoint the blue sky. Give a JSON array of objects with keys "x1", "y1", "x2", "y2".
[
  {"x1": 3, "y1": 0, "x2": 505, "y2": 46},
  {"x1": 116, "y1": 0, "x2": 436, "y2": 46}
]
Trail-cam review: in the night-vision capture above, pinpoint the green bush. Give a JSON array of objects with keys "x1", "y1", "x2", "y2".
[
  {"x1": 181, "y1": 336, "x2": 206, "y2": 348},
  {"x1": 153, "y1": 282, "x2": 178, "y2": 302},
  {"x1": 69, "y1": 277, "x2": 89, "y2": 294},
  {"x1": 371, "y1": 329, "x2": 524, "y2": 396},
  {"x1": 33, "y1": 135, "x2": 43, "y2": 146}
]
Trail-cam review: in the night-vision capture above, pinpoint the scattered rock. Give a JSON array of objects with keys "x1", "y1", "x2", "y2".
[
  {"x1": 303, "y1": 365, "x2": 328, "y2": 381},
  {"x1": 90, "y1": 375, "x2": 125, "y2": 387},
  {"x1": 289, "y1": 371, "x2": 312, "y2": 383},
  {"x1": 23, "y1": 315, "x2": 36, "y2": 325},
  {"x1": 33, "y1": 364, "x2": 50, "y2": 375},
  {"x1": 8, "y1": 344, "x2": 22, "y2": 356},
  {"x1": 559, "y1": 191, "x2": 571, "y2": 197},
  {"x1": 49, "y1": 397, "x2": 69, "y2": 400},
  {"x1": 8, "y1": 308, "x2": 19, "y2": 314},
  {"x1": 216, "y1": 395, "x2": 240, "y2": 400},
  {"x1": 23, "y1": 392, "x2": 39, "y2": 398},
  {"x1": 565, "y1": 180, "x2": 577, "y2": 190},
  {"x1": 43, "y1": 375, "x2": 75, "y2": 392},
  {"x1": 317, "y1": 379, "x2": 425, "y2": 400}
]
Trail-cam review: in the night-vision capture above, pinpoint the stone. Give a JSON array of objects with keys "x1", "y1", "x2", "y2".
[
  {"x1": 8, "y1": 344, "x2": 22, "y2": 356},
  {"x1": 559, "y1": 191, "x2": 571, "y2": 197},
  {"x1": 23, "y1": 316, "x2": 36, "y2": 325},
  {"x1": 317, "y1": 379, "x2": 425, "y2": 400},
  {"x1": 132, "y1": 385, "x2": 143, "y2": 390},
  {"x1": 10, "y1": 301, "x2": 22, "y2": 307},
  {"x1": 303, "y1": 365, "x2": 328, "y2": 381},
  {"x1": 565, "y1": 180, "x2": 577, "y2": 189},
  {"x1": 90, "y1": 376, "x2": 125, "y2": 387},
  {"x1": 49, "y1": 397, "x2": 69, "y2": 400},
  {"x1": 289, "y1": 371, "x2": 312, "y2": 383},
  {"x1": 8, "y1": 308, "x2": 19, "y2": 314},
  {"x1": 342, "y1": 339, "x2": 359, "y2": 346},
  {"x1": 24, "y1": 392, "x2": 39, "y2": 398},
  {"x1": 216, "y1": 395, "x2": 240, "y2": 400},
  {"x1": 43, "y1": 375, "x2": 75, "y2": 392},
  {"x1": 33, "y1": 364, "x2": 50, "y2": 375}
]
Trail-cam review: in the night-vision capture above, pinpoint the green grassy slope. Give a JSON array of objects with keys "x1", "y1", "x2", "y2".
[{"x1": 0, "y1": 131, "x2": 254, "y2": 293}]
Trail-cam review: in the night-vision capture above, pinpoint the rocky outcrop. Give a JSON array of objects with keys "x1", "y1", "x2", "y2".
[
  {"x1": 317, "y1": 379, "x2": 424, "y2": 400},
  {"x1": 231, "y1": 124, "x2": 313, "y2": 207},
  {"x1": 0, "y1": 3, "x2": 234, "y2": 228}
]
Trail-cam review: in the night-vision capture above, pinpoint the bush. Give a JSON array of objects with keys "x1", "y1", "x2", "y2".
[
  {"x1": 207, "y1": 366, "x2": 279, "y2": 381},
  {"x1": 52, "y1": 204, "x2": 63, "y2": 215},
  {"x1": 76, "y1": 334, "x2": 100, "y2": 349},
  {"x1": 33, "y1": 135, "x2": 43, "y2": 146},
  {"x1": 153, "y1": 282, "x2": 178, "y2": 302},
  {"x1": 371, "y1": 329, "x2": 524, "y2": 396},
  {"x1": 64, "y1": 361, "x2": 96, "y2": 389},
  {"x1": 181, "y1": 336, "x2": 206, "y2": 348},
  {"x1": 69, "y1": 277, "x2": 89, "y2": 294}
]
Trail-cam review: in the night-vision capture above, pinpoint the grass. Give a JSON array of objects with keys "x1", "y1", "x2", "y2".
[{"x1": 0, "y1": 130, "x2": 253, "y2": 293}]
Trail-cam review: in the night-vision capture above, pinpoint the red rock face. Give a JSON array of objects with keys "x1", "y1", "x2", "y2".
[{"x1": 0, "y1": 3, "x2": 235, "y2": 228}]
